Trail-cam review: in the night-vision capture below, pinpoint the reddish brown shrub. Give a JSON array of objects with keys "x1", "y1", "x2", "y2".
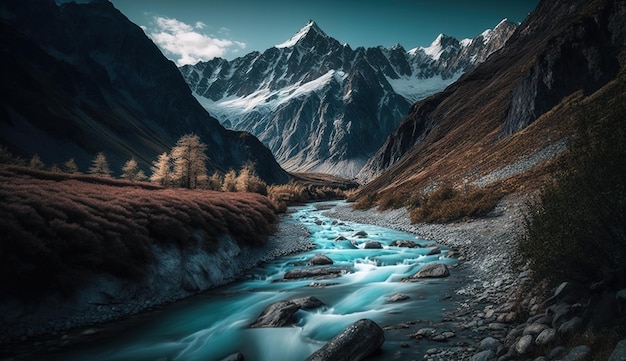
[{"x1": 0, "y1": 166, "x2": 279, "y2": 299}]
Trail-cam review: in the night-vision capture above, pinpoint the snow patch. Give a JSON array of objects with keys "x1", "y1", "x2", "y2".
[
  {"x1": 194, "y1": 70, "x2": 339, "y2": 129},
  {"x1": 386, "y1": 72, "x2": 463, "y2": 103}
]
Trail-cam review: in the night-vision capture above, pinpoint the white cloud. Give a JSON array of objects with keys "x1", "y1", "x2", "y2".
[{"x1": 148, "y1": 17, "x2": 246, "y2": 66}]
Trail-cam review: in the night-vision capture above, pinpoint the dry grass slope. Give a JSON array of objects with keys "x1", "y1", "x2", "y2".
[{"x1": 0, "y1": 166, "x2": 278, "y2": 299}]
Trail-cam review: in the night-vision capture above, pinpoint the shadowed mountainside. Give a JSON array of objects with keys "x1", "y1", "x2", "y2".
[{"x1": 0, "y1": 0, "x2": 288, "y2": 184}]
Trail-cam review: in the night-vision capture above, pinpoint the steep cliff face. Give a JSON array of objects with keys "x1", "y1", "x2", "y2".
[
  {"x1": 358, "y1": 0, "x2": 626, "y2": 185},
  {"x1": 181, "y1": 20, "x2": 516, "y2": 178},
  {"x1": 0, "y1": 0, "x2": 288, "y2": 183}
]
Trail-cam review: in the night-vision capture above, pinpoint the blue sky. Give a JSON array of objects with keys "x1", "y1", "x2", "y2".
[{"x1": 109, "y1": 0, "x2": 539, "y2": 66}]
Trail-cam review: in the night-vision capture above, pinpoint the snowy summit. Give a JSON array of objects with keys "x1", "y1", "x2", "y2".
[{"x1": 275, "y1": 20, "x2": 326, "y2": 48}]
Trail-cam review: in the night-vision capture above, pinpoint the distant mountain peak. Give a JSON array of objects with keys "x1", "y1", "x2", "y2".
[
  {"x1": 422, "y1": 33, "x2": 460, "y2": 60},
  {"x1": 275, "y1": 20, "x2": 329, "y2": 48}
]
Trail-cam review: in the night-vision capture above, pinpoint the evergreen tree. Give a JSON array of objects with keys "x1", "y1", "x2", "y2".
[
  {"x1": 29, "y1": 154, "x2": 45, "y2": 170},
  {"x1": 63, "y1": 158, "x2": 79, "y2": 173},
  {"x1": 222, "y1": 169, "x2": 237, "y2": 192},
  {"x1": 235, "y1": 163, "x2": 267, "y2": 194},
  {"x1": 171, "y1": 134, "x2": 208, "y2": 189},
  {"x1": 88, "y1": 152, "x2": 112, "y2": 177},
  {"x1": 121, "y1": 158, "x2": 141, "y2": 181},
  {"x1": 150, "y1": 152, "x2": 172, "y2": 186},
  {"x1": 207, "y1": 172, "x2": 223, "y2": 191}
]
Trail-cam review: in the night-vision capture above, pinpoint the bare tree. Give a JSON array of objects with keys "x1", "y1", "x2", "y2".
[
  {"x1": 171, "y1": 134, "x2": 208, "y2": 189},
  {"x1": 88, "y1": 152, "x2": 112, "y2": 177},
  {"x1": 150, "y1": 152, "x2": 172, "y2": 186}
]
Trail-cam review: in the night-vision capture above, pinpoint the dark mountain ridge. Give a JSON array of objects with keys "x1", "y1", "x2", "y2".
[
  {"x1": 355, "y1": 0, "x2": 625, "y2": 194},
  {"x1": 0, "y1": 0, "x2": 288, "y2": 184}
]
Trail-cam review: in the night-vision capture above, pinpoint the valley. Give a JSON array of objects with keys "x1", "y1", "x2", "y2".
[{"x1": 1, "y1": 0, "x2": 626, "y2": 360}]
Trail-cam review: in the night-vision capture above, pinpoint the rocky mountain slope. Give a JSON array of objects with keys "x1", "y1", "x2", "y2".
[
  {"x1": 0, "y1": 0, "x2": 288, "y2": 184},
  {"x1": 181, "y1": 20, "x2": 516, "y2": 178},
  {"x1": 355, "y1": 0, "x2": 625, "y2": 199}
]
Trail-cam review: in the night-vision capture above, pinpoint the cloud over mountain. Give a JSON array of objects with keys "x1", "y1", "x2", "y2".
[{"x1": 148, "y1": 16, "x2": 246, "y2": 65}]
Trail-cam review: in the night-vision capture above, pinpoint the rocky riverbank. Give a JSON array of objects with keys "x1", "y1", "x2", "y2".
[
  {"x1": 325, "y1": 197, "x2": 626, "y2": 361},
  {"x1": 0, "y1": 217, "x2": 314, "y2": 347}
]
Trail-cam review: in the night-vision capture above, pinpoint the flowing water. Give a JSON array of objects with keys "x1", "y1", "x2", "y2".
[{"x1": 47, "y1": 201, "x2": 461, "y2": 361}]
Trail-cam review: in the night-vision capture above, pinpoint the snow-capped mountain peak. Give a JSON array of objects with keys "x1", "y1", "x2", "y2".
[
  {"x1": 275, "y1": 20, "x2": 328, "y2": 48},
  {"x1": 422, "y1": 34, "x2": 460, "y2": 60}
]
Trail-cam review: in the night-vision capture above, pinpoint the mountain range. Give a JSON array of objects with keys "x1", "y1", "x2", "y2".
[
  {"x1": 0, "y1": 0, "x2": 288, "y2": 184},
  {"x1": 353, "y1": 0, "x2": 625, "y2": 203},
  {"x1": 180, "y1": 20, "x2": 517, "y2": 178}
]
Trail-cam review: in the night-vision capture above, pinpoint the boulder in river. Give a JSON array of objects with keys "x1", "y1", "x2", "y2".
[
  {"x1": 249, "y1": 301, "x2": 300, "y2": 328},
  {"x1": 426, "y1": 247, "x2": 441, "y2": 256},
  {"x1": 250, "y1": 297, "x2": 325, "y2": 328},
  {"x1": 390, "y1": 240, "x2": 419, "y2": 248},
  {"x1": 283, "y1": 267, "x2": 352, "y2": 280},
  {"x1": 305, "y1": 319, "x2": 384, "y2": 361},
  {"x1": 411, "y1": 263, "x2": 450, "y2": 278},
  {"x1": 363, "y1": 241, "x2": 383, "y2": 249},
  {"x1": 309, "y1": 254, "x2": 334, "y2": 266},
  {"x1": 292, "y1": 296, "x2": 325, "y2": 309},
  {"x1": 353, "y1": 231, "x2": 368, "y2": 238},
  {"x1": 387, "y1": 293, "x2": 410, "y2": 302}
]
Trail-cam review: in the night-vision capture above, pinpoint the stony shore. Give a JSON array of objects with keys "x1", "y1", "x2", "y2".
[
  {"x1": 325, "y1": 197, "x2": 626, "y2": 361},
  {"x1": 325, "y1": 195, "x2": 529, "y2": 360}
]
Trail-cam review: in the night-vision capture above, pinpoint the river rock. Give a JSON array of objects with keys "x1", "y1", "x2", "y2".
[
  {"x1": 426, "y1": 247, "x2": 441, "y2": 255},
  {"x1": 283, "y1": 267, "x2": 352, "y2": 280},
  {"x1": 334, "y1": 236, "x2": 347, "y2": 241},
  {"x1": 292, "y1": 296, "x2": 324, "y2": 309},
  {"x1": 558, "y1": 316, "x2": 583, "y2": 336},
  {"x1": 479, "y1": 336, "x2": 502, "y2": 351},
  {"x1": 471, "y1": 349, "x2": 495, "y2": 361},
  {"x1": 363, "y1": 241, "x2": 382, "y2": 249},
  {"x1": 390, "y1": 240, "x2": 419, "y2": 248},
  {"x1": 353, "y1": 231, "x2": 368, "y2": 238},
  {"x1": 535, "y1": 328, "x2": 556, "y2": 346},
  {"x1": 309, "y1": 254, "x2": 334, "y2": 266},
  {"x1": 305, "y1": 319, "x2": 384, "y2": 361},
  {"x1": 515, "y1": 334, "x2": 534, "y2": 355},
  {"x1": 609, "y1": 339, "x2": 626, "y2": 361},
  {"x1": 549, "y1": 346, "x2": 567, "y2": 359},
  {"x1": 387, "y1": 293, "x2": 410, "y2": 302},
  {"x1": 249, "y1": 301, "x2": 300, "y2": 328},
  {"x1": 411, "y1": 263, "x2": 450, "y2": 278},
  {"x1": 523, "y1": 322, "x2": 549, "y2": 336}
]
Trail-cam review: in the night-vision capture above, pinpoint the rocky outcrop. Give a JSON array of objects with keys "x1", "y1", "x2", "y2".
[{"x1": 305, "y1": 319, "x2": 385, "y2": 361}]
